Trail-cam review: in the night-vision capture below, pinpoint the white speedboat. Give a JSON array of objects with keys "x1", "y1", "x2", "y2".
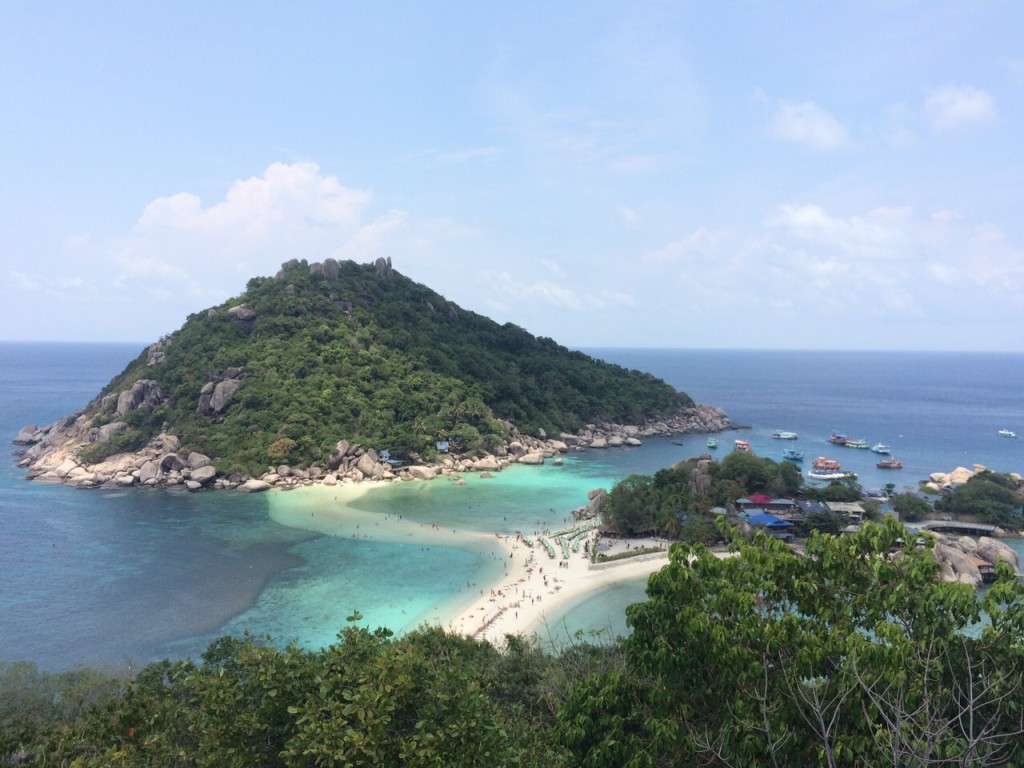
[{"x1": 998, "y1": 429, "x2": 1017, "y2": 438}]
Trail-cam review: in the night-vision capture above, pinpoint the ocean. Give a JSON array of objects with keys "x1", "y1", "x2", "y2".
[{"x1": 2, "y1": 343, "x2": 1022, "y2": 669}]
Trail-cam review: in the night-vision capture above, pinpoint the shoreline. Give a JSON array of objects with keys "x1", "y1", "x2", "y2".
[
  {"x1": 443, "y1": 531, "x2": 670, "y2": 644},
  {"x1": 266, "y1": 482, "x2": 673, "y2": 645}
]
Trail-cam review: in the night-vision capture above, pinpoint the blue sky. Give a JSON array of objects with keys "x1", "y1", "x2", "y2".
[{"x1": 2, "y1": 2, "x2": 1022, "y2": 351}]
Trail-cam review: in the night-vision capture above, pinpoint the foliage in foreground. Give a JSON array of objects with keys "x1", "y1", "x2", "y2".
[
  {"x1": 559, "y1": 518, "x2": 1024, "y2": 767},
  {"x1": 4, "y1": 521, "x2": 1023, "y2": 767},
  {"x1": 2, "y1": 625, "x2": 577, "y2": 768}
]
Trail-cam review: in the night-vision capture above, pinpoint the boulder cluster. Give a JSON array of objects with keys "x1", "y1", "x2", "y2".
[
  {"x1": 928, "y1": 532, "x2": 1022, "y2": 588},
  {"x1": 924, "y1": 463, "x2": 1024, "y2": 492},
  {"x1": 13, "y1": 403, "x2": 734, "y2": 494}
]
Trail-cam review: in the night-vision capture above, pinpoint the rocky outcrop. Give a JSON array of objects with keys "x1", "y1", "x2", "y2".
[
  {"x1": 977, "y1": 536, "x2": 1021, "y2": 571},
  {"x1": 197, "y1": 369, "x2": 244, "y2": 415},
  {"x1": 15, "y1": 382, "x2": 736, "y2": 494},
  {"x1": 374, "y1": 256, "x2": 393, "y2": 278},
  {"x1": 926, "y1": 531, "x2": 1022, "y2": 589},
  {"x1": 147, "y1": 341, "x2": 166, "y2": 366},
  {"x1": 923, "y1": 464, "x2": 1024, "y2": 493},
  {"x1": 573, "y1": 488, "x2": 608, "y2": 521},
  {"x1": 116, "y1": 379, "x2": 164, "y2": 417}
]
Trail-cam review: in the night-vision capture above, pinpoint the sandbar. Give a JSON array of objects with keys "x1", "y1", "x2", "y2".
[
  {"x1": 444, "y1": 532, "x2": 669, "y2": 643},
  {"x1": 266, "y1": 481, "x2": 673, "y2": 645}
]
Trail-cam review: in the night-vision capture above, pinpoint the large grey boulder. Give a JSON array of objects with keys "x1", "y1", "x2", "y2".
[
  {"x1": 356, "y1": 453, "x2": 379, "y2": 478},
  {"x1": 406, "y1": 465, "x2": 437, "y2": 481},
  {"x1": 226, "y1": 305, "x2": 256, "y2": 321},
  {"x1": 13, "y1": 425, "x2": 39, "y2": 444},
  {"x1": 115, "y1": 379, "x2": 163, "y2": 417},
  {"x1": 160, "y1": 453, "x2": 186, "y2": 472},
  {"x1": 96, "y1": 422, "x2": 130, "y2": 442},
  {"x1": 190, "y1": 465, "x2": 218, "y2": 485},
  {"x1": 237, "y1": 479, "x2": 271, "y2": 493},
  {"x1": 977, "y1": 537, "x2": 1021, "y2": 571},
  {"x1": 934, "y1": 543, "x2": 983, "y2": 588},
  {"x1": 188, "y1": 452, "x2": 212, "y2": 469},
  {"x1": 209, "y1": 379, "x2": 241, "y2": 413},
  {"x1": 471, "y1": 456, "x2": 500, "y2": 472},
  {"x1": 518, "y1": 452, "x2": 545, "y2": 465},
  {"x1": 138, "y1": 460, "x2": 163, "y2": 485}
]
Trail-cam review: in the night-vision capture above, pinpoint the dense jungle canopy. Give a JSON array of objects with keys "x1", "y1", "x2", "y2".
[{"x1": 78, "y1": 259, "x2": 693, "y2": 474}]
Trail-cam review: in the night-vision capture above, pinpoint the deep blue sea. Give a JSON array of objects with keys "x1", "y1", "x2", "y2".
[{"x1": 2, "y1": 343, "x2": 1022, "y2": 669}]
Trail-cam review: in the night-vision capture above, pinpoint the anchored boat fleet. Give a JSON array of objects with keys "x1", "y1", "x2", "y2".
[{"x1": 716, "y1": 426, "x2": 1016, "y2": 482}]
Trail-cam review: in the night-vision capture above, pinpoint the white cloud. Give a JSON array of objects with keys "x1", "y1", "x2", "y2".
[
  {"x1": 643, "y1": 203, "x2": 1024, "y2": 336},
  {"x1": 489, "y1": 271, "x2": 585, "y2": 311},
  {"x1": 767, "y1": 100, "x2": 850, "y2": 151},
  {"x1": 925, "y1": 85, "x2": 996, "y2": 132},
  {"x1": 137, "y1": 161, "x2": 370, "y2": 235},
  {"x1": 17, "y1": 162, "x2": 418, "y2": 339},
  {"x1": 645, "y1": 227, "x2": 725, "y2": 262},
  {"x1": 485, "y1": 270, "x2": 633, "y2": 313}
]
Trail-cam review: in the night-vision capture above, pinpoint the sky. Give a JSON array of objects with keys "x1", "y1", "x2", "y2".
[{"x1": 1, "y1": 2, "x2": 1022, "y2": 351}]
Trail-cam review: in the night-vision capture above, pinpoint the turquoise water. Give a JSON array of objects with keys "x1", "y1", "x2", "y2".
[{"x1": 2, "y1": 343, "x2": 1022, "y2": 669}]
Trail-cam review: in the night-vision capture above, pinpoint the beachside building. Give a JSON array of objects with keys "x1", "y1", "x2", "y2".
[
  {"x1": 746, "y1": 512, "x2": 795, "y2": 542},
  {"x1": 827, "y1": 501, "x2": 865, "y2": 524},
  {"x1": 735, "y1": 494, "x2": 798, "y2": 513}
]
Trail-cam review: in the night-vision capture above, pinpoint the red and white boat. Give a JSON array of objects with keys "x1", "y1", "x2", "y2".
[
  {"x1": 812, "y1": 456, "x2": 841, "y2": 471},
  {"x1": 733, "y1": 439, "x2": 751, "y2": 452},
  {"x1": 876, "y1": 457, "x2": 903, "y2": 469}
]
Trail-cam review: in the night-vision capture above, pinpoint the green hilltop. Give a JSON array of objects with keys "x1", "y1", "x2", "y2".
[{"x1": 77, "y1": 258, "x2": 694, "y2": 475}]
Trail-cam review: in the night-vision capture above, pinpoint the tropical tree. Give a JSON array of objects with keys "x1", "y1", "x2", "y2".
[{"x1": 556, "y1": 519, "x2": 1024, "y2": 767}]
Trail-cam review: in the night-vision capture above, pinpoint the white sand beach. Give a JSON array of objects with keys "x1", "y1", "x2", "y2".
[
  {"x1": 444, "y1": 532, "x2": 670, "y2": 644},
  {"x1": 266, "y1": 482, "x2": 674, "y2": 645}
]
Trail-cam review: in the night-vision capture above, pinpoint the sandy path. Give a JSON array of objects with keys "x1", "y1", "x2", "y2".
[
  {"x1": 445, "y1": 532, "x2": 670, "y2": 644},
  {"x1": 269, "y1": 483, "x2": 675, "y2": 645}
]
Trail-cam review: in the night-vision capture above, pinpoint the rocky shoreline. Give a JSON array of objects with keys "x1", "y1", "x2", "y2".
[
  {"x1": 12, "y1": 403, "x2": 736, "y2": 493},
  {"x1": 924, "y1": 531, "x2": 1021, "y2": 589}
]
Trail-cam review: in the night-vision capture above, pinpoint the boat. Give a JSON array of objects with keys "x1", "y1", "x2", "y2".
[
  {"x1": 782, "y1": 448, "x2": 803, "y2": 462},
  {"x1": 812, "y1": 456, "x2": 841, "y2": 471},
  {"x1": 998, "y1": 429, "x2": 1017, "y2": 438},
  {"x1": 807, "y1": 469, "x2": 857, "y2": 481},
  {"x1": 870, "y1": 443, "x2": 891, "y2": 454},
  {"x1": 843, "y1": 438, "x2": 869, "y2": 449},
  {"x1": 733, "y1": 439, "x2": 751, "y2": 452},
  {"x1": 706, "y1": 436, "x2": 718, "y2": 449},
  {"x1": 828, "y1": 432, "x2": 848, "y2": 445},
  {"x1": 771, "y1": 430, "x2": 799, "y2": 440},
  {"x1": 876, "y1": 457, "x2": 903, "y2": 469}
]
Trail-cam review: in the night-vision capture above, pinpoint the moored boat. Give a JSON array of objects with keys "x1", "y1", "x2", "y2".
[
  {"x1": 870, "y1": 442, "x2": 891, "y2": 454},
  {"x1": 876, "y1": 457, "x2": 903, "y2": 469},
  {"x1": 706, "y1": 436, "x2": 718, "y2": 449},
  {"x1": 733, "y1": 439, "x2": 751, "y2": 452},
  {"x1": 828, "y1": 432, "x2": 848, "y2": 445},
  {"x1": 807, "y1": 469, "x2": 857, "y2": 481},
  {"x1": 782, "y1": 448, "x2": 803, "y2": 462},
  {"x1": 998, "y1": 429, "x2": 1017, "y2": 438},
  {"x1": 812, "y1": 456, "x2": 841, "y2": 471},
  {"x1": 843, "y1": 438, "x2": 869, "y2": 449},
  {"x1": 771, "y1": 430, "x2": 799, "y2": 440}
]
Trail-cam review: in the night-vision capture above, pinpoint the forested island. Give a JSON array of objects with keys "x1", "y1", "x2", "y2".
[{"x1": 13, "y1": 258, "x2": 730, "y2": 490}]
